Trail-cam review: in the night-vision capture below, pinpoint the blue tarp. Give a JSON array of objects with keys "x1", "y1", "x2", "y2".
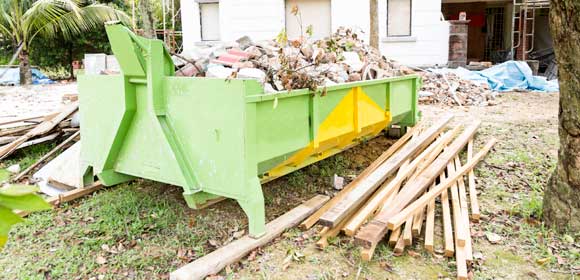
[
  {"x1": 0, "y1": 67, "x2": 54, "y2": 85},
  {"x1": 430, "y1": 61, "x2": 559, "y2": 92}
]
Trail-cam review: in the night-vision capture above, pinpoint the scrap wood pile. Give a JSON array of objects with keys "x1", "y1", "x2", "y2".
[
  {"x1": 418, "y1": 71, "x2": 498, "y2": 106},
  {"x1": 299, "y1": 115, "x2": 496, "y2": 280},
  {"x1": 173, "y1": 27, "x2": 414, "y2": 93},
  {"x1": 0, "y1": 101, "x2": 85, "y2": 193}
]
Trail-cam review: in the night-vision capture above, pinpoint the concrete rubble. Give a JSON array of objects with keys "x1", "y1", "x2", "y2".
[
  {"x1": 173, "y1": 28, "x2": 496, "y2": 106},
  {"x1": 418, "y1": 71, "x2": 499, "y2": 106}
]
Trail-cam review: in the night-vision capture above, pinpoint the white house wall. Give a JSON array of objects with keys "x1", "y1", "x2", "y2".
[
  {"x1": 378, "y1": 0, "x2": 449, "y2": 66},
  {"x1": 180, "y1": 0, "x2": 449, "y2": 66}
]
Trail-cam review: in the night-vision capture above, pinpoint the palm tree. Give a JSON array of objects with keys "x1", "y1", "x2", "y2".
[{"x1": 0, "y1": 0, "x2": 129, "y2": 85}]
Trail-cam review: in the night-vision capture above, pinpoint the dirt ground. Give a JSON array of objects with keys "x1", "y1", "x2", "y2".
[
  {"x1": 0, "y1": 89, "x2": 578, "y2": 280},
  {"x1": 0, "y1": 83, "x2": 76, "y2": 121}
]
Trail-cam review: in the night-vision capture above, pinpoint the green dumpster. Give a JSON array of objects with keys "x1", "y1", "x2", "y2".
[{"x1": 79, "y1": 23, "x2": 420, "y2": 237}]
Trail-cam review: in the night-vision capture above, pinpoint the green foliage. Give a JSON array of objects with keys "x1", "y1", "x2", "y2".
[
  {"x1": 516, "y1": 191, "x2": 544, "y2": 219},
  {"x1": 0, "y1": 185, "x2": 51, "y2": 248},
  {"x1": 276, "y1": 28, "x2": 288, "y2": 46}
]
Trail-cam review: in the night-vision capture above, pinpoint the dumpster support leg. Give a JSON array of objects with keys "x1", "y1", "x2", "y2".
[{"x1": 238, "y1": 177, "x2": 266, "y2": 238}]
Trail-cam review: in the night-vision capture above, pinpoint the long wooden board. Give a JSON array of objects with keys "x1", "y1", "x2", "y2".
[
  {"x1": 0, "y1": 102, "x2": 78, "y2": 160},
  {"x1": 298, "y1": 123, "x2": 421, "y2": 230},
  {"x1": 14, "y1": 131, "x2": 80, "y2": 181},
  {"x1": 440, "y1": 175, "x2": 454, "y2": 257},
  {"x1": 424, "y1": 182, "x2": 436, "y2": 252},
  {"x1": 447, "y1": 161, "x2": 467, "y2": 246},
  {"x1": 455, "y1": 156, "x2": 473, "y2": 262},
  {"x1": 16, "y1": 182, "x2": 103, "y2": 217},
  {"x1": 467, "y1": 140, "x2": 480, "y2": 221},
  {"x1": 319, "y1": 116, "x2": 452, "y2": 228},
  {"x1": 170, "y1": 195, "x2": 329, "y2": 280},
  {"x1": 383, "y1": 138, "x2": 496, "y2": 230},
  {"x1": 342, "y1": 126, "x2": 458, "y2": 236},
  {"x1": 355, "y1": 122, "x2": 480, "y2": 248}
]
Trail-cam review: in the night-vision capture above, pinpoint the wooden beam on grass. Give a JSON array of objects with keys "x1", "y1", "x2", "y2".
[
  {"x1": 13, "y1": 131, "x2": 80, "y2": 181},
  {"x1": 170, "y1": 195, "x2": 329, "y2": 280},
  {"x1": 455, "y1": 156, "x2": 473, "y2": 262},
  {"x1": 355, "y1": 122, "x2": 481, "y2": 249},
  {"x1": 318, "y1": 115, "x2": 452, "y2": 228},
  {"x1": 424, "y1": 182, "x2": 436, "y2": 252},
  {"x1": 298, "y1": 123, "x2": 422, "y2": 230},
  {"x1": 0, "y1": 102, "x2": 78, "y2": 160},
  {"x1": 393, "y1": 230, "x2": 406, "y2": 254},
  {"x1": 467, "y1": 140, "x2": 480, "y2": 222},
  {"x1": 441, "y1": 176, "x2": 455, "y2": 257},
  {"x1": 15, "y1": 181, "x2": 103, "y2": 217},
  {"x1": 388, "y1": 226, "x2": 401, "y2": 247},
  {"x1": 383, "y1": 138, "x2": 496, "y2": 232},
  {"x1": 342, "y1": 126, "x2": 459, "y2": 236},
  {"x1": 411, "y1": 204, "x2": 425, "y2": 237},
  {"x1": 402, "y1": 215, "x2": 413, "y2": 245},
  {"x1": 446, "y1": 161, "x2": 467, "y2": 246}
]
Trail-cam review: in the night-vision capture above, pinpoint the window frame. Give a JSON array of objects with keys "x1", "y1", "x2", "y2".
[
  {"x1": 198, "y1": 0, "x2": 220, "y2": 41},
  {"x1": 386, "y1": 0, "x2": 413, "y2": 37}
]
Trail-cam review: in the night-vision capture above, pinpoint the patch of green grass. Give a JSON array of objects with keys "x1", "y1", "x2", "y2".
[
  {"x1": 0, "y1": 169, "x2": 9, "y2": 183},
  {"x1": 514, "y1": 191, "x2": 544, "y2": 219},
  {"x1": 0, "y1": 142, "x2": 56, "y2": 171},
  {"x1": 0, "y1": 182, "x2": 210, "y2": 279}
]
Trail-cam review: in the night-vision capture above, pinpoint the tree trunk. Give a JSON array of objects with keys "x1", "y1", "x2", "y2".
[
  {"x1": 543, "y1": 0, "x2": 580, "y2": 232},
  {"x1": 138, "y1": 0, "x2": 156, "y2": 39},
  {"x1": 369, "y1": 0, "x2": 379, "y2": 49},
  {"x1": 18, "y1": 49, "x2": 32, "y2": 85}
]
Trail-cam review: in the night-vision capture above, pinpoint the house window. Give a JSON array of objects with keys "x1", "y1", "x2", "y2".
[
  {"x1": 198, "y1": 1, "x2": 220, "y2": 41},
  {"x1": 387, "y1": 0, "x2": 412, "y2": 37},
  {"x1": 285, "y1": 0, "x2": 331, "y2": 40}
]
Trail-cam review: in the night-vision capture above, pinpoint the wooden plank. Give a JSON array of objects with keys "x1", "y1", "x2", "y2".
[
  {"x1": 455, "y1": 156, "x2": 473, "y2": 262},
  {"x1": 0, "y1": 113, "x2": 55, "y2": 127},
  {"x1": 388, "y1": 226, "x2": 401, "y2": 247},
  {"x1": 16, "y1": 133, "x2": 59, "y2": 149},
  {"x1": 342, "y1": 126, "x2": 458, "y2": 236},
  {"x1": 455, "y1": 241, "x2": 468, "y2": 280},
  {"x1": 402, "y1": 215, "x2": 413, "y2": 246},
  {"x1": 393, "y1": 230, "x2": 406, "y2": 254},
  {"x1": 15, "y1": 182, "x2": 104, "y2": 217},
  {"x1": 299, "y1": 123, "x2": 421, "y2": 230},
  {"x1": 319, "y1": 115, "x2": 452, "y2": 228},
  {"x1": 424, "y1": 182, "x2": 436, "y2": 252},
  {"x1": 170, "y1": 195, "x2": 329, "y2": 280},
  {"x1": 467, "y1": 140, "x2": 480, "y2": 222},
  {"x1": 383, "y1": 138, "x2": 496, "y2": 231},
  {"x1": 14, "y1": 131, "x2": 80, "y2": 181},
  {"x1": 441, "y1": 176, "x2": 455, "y2": 257},
  {"x1": 0, "y1": 103, "x2": 78, "y2": 160},
  {"x1": 447, "y1": 161, "x2": 467, "y2": 246},
  {"x1": 342, "y1": 161, "x2": 408, "y2": 236},
  {"x1": 355, "y1": 122, "x2": 480, "y2": 249},
  {"x1": 0, "y1": 125, "x2": 34, "y2": 137},
  {"x1": 411, "y1": 204, "x2": 425, "y2": 237},
  {"x1": 317, "y1": 211, "x2": 357, "y2": 249}
]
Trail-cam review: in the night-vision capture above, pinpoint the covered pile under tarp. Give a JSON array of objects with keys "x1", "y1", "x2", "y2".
[
  {"x1": 0, "y1": 67, "x2": 54, "y2": 86},
  {"x1": 430, "y1": 61, "x2": 559, "y2": 92}
]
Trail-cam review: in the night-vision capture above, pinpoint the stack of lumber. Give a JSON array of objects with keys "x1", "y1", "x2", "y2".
[
  {"x1": 0, "y1": 102, "x2": 85, "y2": 195},
  {"x1": 0, "y1": 102, "x2": 79, "y2": 160},
  {"x1": 300, "y1": 115, "x2": 495, "y2": 280}
]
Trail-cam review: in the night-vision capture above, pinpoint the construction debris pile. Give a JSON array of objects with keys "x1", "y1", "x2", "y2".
[
  {"x1": 174, "y1": 28, "x2": 412, "y2": 93},
  {"x1": 418, "y1": 71, "x2": 499, "y2": 106},
  {"x1": 174, "y1": 29, "x2": 495, "y2": 106},
  {"x1": 0, "y1": 99, "x2": 82, "y2": 193},
  {"x1": 299, "y1": 115, "x2": 496, "y2": 280}
]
